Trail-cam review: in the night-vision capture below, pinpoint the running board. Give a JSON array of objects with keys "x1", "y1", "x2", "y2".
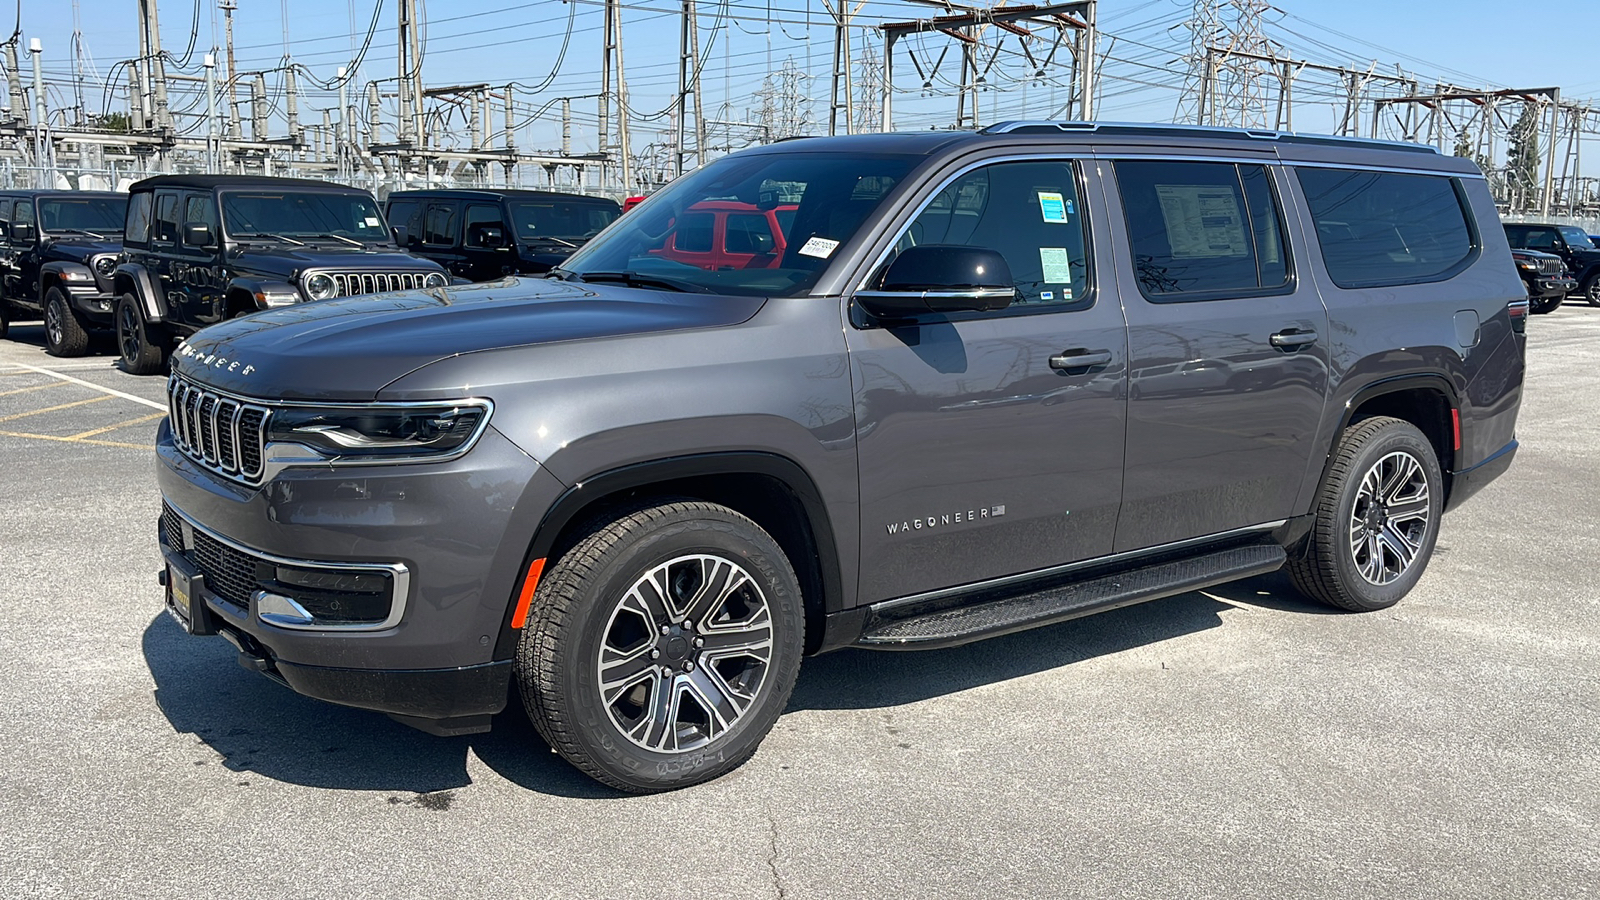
[{"x1": 857, "y1": 544, "x2": 1286, "y2": 650}]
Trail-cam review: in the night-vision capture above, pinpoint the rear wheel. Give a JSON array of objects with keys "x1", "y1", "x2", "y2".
[
  {"x1": 1288, "y1": 416, "x2": 1443, "y2": 612},
  {"x1": 44, "y1": 288, "x2": 90, "y2": 357},
  {"x1": 517, "y1": 500, "x2": 804, "y2": 793},
  {"x1": 1531, "y1": 294, "x2": 1563, "y2": 314},
  {"x1": 116, "y1": 295, "x2": 168, "y2": 375}
]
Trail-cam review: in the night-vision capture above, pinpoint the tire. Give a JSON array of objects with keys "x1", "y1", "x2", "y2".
[
  {"x1": 517, "y1": 500, "x2": 805, "y2": 793},
  {"x1": 116, "y1": 294, "x2": 168, "y2": 375},
  {"x1": 1583, "y1": 274, "x2": 1600, "y2": 308},
  {"x1": 1531, "y1": 294, "x2": 1563, "y2": 315},
  {"x1": 0, "y1": 301, "x2": 9, "y2": 341},
  {"x1": 43, "y1": 287, "x2": 90, "y2": 357},
  {"x1": 1287, "y1": 416, "x2": 1443, "y2": 612}
]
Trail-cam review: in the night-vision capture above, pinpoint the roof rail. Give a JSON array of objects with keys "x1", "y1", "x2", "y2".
[{"x1": 977, "y1": 120, "x2": 1438, "y2": 154}]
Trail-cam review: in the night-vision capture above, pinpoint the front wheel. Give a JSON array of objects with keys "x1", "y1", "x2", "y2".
[
  {"x1": 1288, "y1": 416, "x2": 1443, "y2": 611},
  {"x1": 116, "y1": 295, "x2": 168, "y2": 375},
  {"x1": 517, "y1": 500, "x2": 805, "y2": 792},
  {"x1": 1531, "y1": 294, "x2": 1563, "y2": 315},
  {"x1": 44, "y1": 288, "x2": 90, "y2": 357}
]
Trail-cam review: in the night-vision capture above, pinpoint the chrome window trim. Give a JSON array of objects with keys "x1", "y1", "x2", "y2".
[
  {"x1": 870, "y1": 520, "x2": 1287, "y2": 614},
  {"x1": 165, "y1": 501, "x2": 411, "y2": 633}
]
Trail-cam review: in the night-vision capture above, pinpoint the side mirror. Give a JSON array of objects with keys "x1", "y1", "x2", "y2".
[
  {"x1": 856, "y1": 244, "x2": 1016, "y2": 318},
  {"x1": 478, "y1": 225, "x2": 507, "y2": 248},
  {"x1": 11, "y1": 222, "x2": 35, "y2": 243},
  {"x1": 392, "y1": 225, "x2": 411, "y2": 247},
  {"x1": 183, "y1": 223, "x2": 215, "y2": 247}
]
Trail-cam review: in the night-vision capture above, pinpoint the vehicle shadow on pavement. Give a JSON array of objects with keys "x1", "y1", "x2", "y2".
[{"x1": 141, "y1": 613, "x2": 616, "y2": 798}]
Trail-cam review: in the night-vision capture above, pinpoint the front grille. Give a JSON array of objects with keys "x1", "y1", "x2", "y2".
[
  {"x1": 162, "y1": 503, "x2": 264, "y2": 610},
  {"x1": 168, "y1": 375, "x2": 270, "y2": 484},
  {"x1": 1539, "y1": 258, "x2": 1564, "y2": 275},
  {"x1": 325, "y1": 270, "x2": 432, "y2": 297}
]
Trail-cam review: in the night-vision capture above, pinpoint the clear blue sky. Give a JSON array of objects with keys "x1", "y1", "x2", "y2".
[{"x1": 16, "y1": 0, "x2": 1600, "y2": 166}]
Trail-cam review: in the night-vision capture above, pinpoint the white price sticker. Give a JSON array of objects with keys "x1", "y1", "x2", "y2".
[{"x1": 798, "y1": 237, "x2": 840, "y2": 259}]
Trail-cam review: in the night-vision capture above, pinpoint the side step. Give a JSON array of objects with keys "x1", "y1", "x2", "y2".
[{"x1": 858, "y1": 543, "x2": 1286, "y2": 650}]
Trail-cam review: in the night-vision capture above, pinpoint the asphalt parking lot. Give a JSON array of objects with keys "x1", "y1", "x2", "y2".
[{"x1": 1, "y1": 303, "x2": 1597, "y2": 900}]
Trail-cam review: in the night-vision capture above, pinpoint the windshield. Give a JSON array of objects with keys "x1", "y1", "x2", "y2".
[
  {"x1": 1558, "y1": 226, "x2": 1595, "y2": 249},
  {"x1": 508, "y1": 200, "x2": 619, "y2": 242},
  {"x1": 221, "y1": 191, "x2": 390, "y2": 241},
  {"x1": 40, "y1": 197, "x2": 127, "y2": 234},
  {"x1": 559, "y1": 151, "x2": 918, "y2": 297}
]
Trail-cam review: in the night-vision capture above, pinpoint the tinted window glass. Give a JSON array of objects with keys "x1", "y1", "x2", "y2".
[
  {"x1": 387, "y1": 199, "x2": 420, "y2": 237},
  {"x1": 774, "y1": 208, "x2": 796, "y2": 238},
  {"x1": 0, "y1": 200, "x2": 10, "y2": 225},
  {"x1": 153, "y1": 193, "x2": 180, "y2": 243},
  {"x1": 40, "y1": 196, "x2": 127, "y2": 233},
  {"x1": 125, "y1": 192, "x2": 152, "y2": 245},
  {"x1": 422, "y1": 204, "x2": 456, "y2": 245},
  {"x1": 1557, "y1": 226, "x2": 1593, "y2": 249},
  {"x1": 1297, "y1": 168, "x2": 1474, "y2": 288},
  {"x1": 725, "y1": 213, "x2": 776, "y2": 255},
  {"x1": 13, "y1": 200, "x2": 34, "y2": 228},
  {"x1": 221, "y1": 191, "x2": 389, "y2": 240},
  {"x1": 506, "y1": 200, "x2": 619, "y2": 241},
  {"x1": 463, "y1": 204, "x2": 505, "y2": 247},
  {"x1": 1115, "y1": 160, "x2": 1289, "y2": 299},
  {"x1": 881, "y1": 160, "x2": 1089, "y2": 308},
  {"x1": 183, "y1": 194, "x2": 216, "y2": 228},
  {"x1": 675, "y1": 213, "x2": 714, "y2": 253}
]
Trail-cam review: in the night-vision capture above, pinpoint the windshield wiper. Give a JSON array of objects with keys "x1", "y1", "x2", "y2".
[
  {"x1": 308, "y1": 232, "x2": 365, "y2": 248},
  {"x1": 523, "y1": 236, "x2": 579, "y2": 249},
  {"x1": 232, "y1": 232, "x2": 306, "y2": 246},
  {"x1": 52, "y1": 227, "x2": 110, "y2": 240},
  {"x1": 574, "y1": 271, "x2": 714, "y2": 294}
]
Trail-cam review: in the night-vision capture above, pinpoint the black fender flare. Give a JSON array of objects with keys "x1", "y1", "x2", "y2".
[
  {"x1": 112, "y1": 263, "x2": 166, "y2": 323},
  {"x1": 227, "y1": 276, "x2": 300, "y2": 310},
  {"x1": 490, "y1": 451, "x2": 845, "y2": 661}
]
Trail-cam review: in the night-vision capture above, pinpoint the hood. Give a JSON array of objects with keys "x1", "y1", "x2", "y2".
[
  {"x1": 231, "y1": 244, "x2": 445, "y2": 276},
  {"x1": 172, "y1": 276, "x2": 767, "y2": 401},
  {"x1": 1511, "y1": 248, "x2": 1561, "y2": 261},
  {"x1": 44, "y1": 237, "x2": 122, "y2": 258}
]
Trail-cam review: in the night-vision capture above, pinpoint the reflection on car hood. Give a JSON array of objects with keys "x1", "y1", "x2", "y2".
[{"x1": 171, "y1": 276, "x2": 767, "y2": 401}]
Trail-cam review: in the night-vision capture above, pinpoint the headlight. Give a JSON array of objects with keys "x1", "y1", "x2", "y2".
[
  {"x1": 267, "y1": 401, "x2": 490, "y2": 462},
  {"x1": 1515, "y1": 259, "x2": 1537, "y2": 272},
  {"x1": 93, "y1": 255, "x2": 118, "y2": 277},
  {"x1": 423, "y1": 272, "x2": 449, "y2": 289},
  {"x1": 305, "y1": 272, "x2": 339, "y2": 300}
]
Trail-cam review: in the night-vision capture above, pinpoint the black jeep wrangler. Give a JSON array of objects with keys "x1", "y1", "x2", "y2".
[
  {"x1": 113, "y1": 175, "x2": 449, "y2": 374},
  {"x1": 385, "y1": 189, "x2": 621, "y2": 282},
  {"x1": 1502, "y1": 222, "x2": 1600, "y2": 306},
  {"x1": 0, "y1": 190, "x2": 127, "y2": 354}
]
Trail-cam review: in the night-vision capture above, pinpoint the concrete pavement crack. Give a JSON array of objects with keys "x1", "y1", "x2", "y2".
[{"x1": 767, "y1": 815, "x2": 788, "y2": 900}]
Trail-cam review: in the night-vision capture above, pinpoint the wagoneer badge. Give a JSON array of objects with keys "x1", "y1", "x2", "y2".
[{"x1": 886, "y1": 505, "x2": 1006, "y2": 535}]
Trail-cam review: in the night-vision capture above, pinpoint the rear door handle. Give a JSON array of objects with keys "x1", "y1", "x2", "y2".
[
  {"x1": 1049, "y1": 349, "x2": 1113, "y2": 371},
  {"x1": 1269, "y1": 329, "x2": 1318, "y2": 348}
]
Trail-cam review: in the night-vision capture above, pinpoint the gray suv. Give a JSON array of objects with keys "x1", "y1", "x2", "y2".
[{"x1": 155, "y1": 123, "x2": 1526, "y2": 792}]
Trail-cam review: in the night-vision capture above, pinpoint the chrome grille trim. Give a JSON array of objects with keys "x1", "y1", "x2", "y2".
[
  {"x1": 166, "y1": 375, "x2": 270, "y2": 485},
  {"x1": 316, "y1": 270, "x2": 430, "y2": 297}
]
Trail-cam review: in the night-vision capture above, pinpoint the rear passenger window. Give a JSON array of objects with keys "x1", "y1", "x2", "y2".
[
  {"x1": 1296, "y1": 168, "x2": 1474, "y2": 288},
  {"x1": 1115, "y1": 160, "x2": 1290, "y2": 300},
  {"x1": 423, "y1": 204, "x2": 456, "y2": 245},
  {"x1": 125, "y1": 192, "x2": 152, "y2": 245},
  {"x1": 152, "y1": 193, "x2": 180, "y2": 244},
  {"x1": 725, "y1": 214, "x2": 775, "y2": 255},
  {"x1": 675, "y1": 213, "x2": 714, "y2": 253}
]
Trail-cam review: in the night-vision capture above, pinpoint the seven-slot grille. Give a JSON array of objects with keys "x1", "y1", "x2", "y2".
[
  {"x1": 323, "y1": 270, "x2": 433, "y2": 296},
  {"x1": 167, "y1": 376, "x2": 271, "y2": 484},
  {"x1": 1537, "y1": 257, "x2": 1565, "y2": 275},
  {"x1": 161, "y1": 503, "x2": 262, "y2": 609}
]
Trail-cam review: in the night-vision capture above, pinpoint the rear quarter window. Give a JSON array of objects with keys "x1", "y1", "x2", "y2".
[
  {"x1": 1296, "y1": 168, "x2": 1476, "y2": 289},
  {"x1": 124, "y1": 192, "x2": 152, "y2": 245}
]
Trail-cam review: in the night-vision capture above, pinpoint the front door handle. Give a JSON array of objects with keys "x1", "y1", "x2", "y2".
[
  {"x1": 1269, "y1": 329, "x2": 1318, "y2": 349},
  {"x1": 1049, "y1": 349, "x2": 1113, "y2": 371}
]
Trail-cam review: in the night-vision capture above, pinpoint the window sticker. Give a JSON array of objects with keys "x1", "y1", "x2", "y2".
[
  {"x1": 1154, "y1": 184, "x2": 1249, "y2": 259},
  {"x1": 1040, "y1": 290, "x2": 1054, "y2": 301},
  {"x1": 798, "y1": 236, "x2": 840, "y2": 259},
  {"x1": 363, "y1": 216, "x2": 382, "y2": 227},
  {"x1": 1039, "y1": 247, "x2": 1073, "y2": 284},
  {"x1": 1038, "y1": 191, "x2": 1069, "y2": 223}
]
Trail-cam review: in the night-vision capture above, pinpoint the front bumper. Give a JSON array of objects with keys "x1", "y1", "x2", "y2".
[
  {"x1": 1526, "y1": 275, "x2": 1576, "y2": 298},
  {"x1": 64, "y1": 283, "x2": 117, "y2": 324},
  {"x1": 155, "y1": 417, "x2": 567, "y2": 730}
]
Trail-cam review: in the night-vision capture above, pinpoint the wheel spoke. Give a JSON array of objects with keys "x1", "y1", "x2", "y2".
[
  {"x1": 699, "y1": 617, "x2": 773, "y2": 658},
  {"x1": 1386, "y1": 497, "x2": 1430, "y2": 522},
  {"x1": 627, "y1": 671, "x2": 678, "y2": 751},
  {"x1": 1380, "y1": 523, "x2": 1420, "y2": 572},
  {"x1": 617, "y1": 583, "x2": 668, "y2": 634},
  {"x1": 681, "y1": 557, "x2": 741, "y2": 625},
  {"x1": 681, "y1": 668, "x2": 741, "y2": 737},
  {"x1": 598, "y1": 644, "x2": 656, "y2": 705},
  {"x1": 1380, "y1": 456, "x2": 1420, "y2": 503}
]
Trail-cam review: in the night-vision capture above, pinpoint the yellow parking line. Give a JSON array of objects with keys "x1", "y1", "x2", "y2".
[
  {"x1": 0, "y1": 382, "x2": 68, "y2": 398},
  {"x1": 68, "y1": 411, "x2": 169, "y2": 440},
  {"x1": 0, "y1": 395, "x2": 109, "y2": 423},
  {"x1": 0, "y1": 429, "x2": 153, "y2": 450}
]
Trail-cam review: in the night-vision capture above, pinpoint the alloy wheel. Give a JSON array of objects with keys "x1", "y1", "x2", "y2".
[
  {"x1": 596, "y1": 553, "x2": 774, "y2": 753},
  {"x1": 1347, "y1": 450, "x2": 1431, "y2": 586},
  {"x1": 119, "y1": 302, "x2": 141, "y2": 361},
  {"x1": 45, "y1": 299, "x2": 63, "y2": 348}
]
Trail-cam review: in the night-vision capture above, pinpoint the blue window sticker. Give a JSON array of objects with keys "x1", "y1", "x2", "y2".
[{"x1": 1038, "y1": 192, "x2": 1069, "y2": 224}]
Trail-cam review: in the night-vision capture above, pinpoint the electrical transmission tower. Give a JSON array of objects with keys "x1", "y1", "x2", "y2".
[
  {"x1": 754, "y1": 58, "x2": 814, "y2": 139},
  {"x1": 1177, "y1": 0, "x2": 1277, "y2": 129}
]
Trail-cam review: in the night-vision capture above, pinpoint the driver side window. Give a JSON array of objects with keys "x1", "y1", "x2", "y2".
[{"x1": 878, "y1": 160, "x2": 1091, "y2": 310}]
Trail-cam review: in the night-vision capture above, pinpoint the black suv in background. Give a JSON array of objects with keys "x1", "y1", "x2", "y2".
[
  {"x1": 1510, "y1": 248, "x2": 1574, "y2": 314},
  {"x1": 386, "y1": 189, "x2": 620, "y2": 281},
  {"x1": 157, "y1": 124, "x2": 1524, "y2": 793},
  {"x1": 1502, "y1": 222, "x2": 1600, "y2": 305},
  {"x1": 0, "y1": 190, "x2": 127, "y2": 354},
  {"x1": 113, "y1": 175, "x2": 448, "y2": 374}
]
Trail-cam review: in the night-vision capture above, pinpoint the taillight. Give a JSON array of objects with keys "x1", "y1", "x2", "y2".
[{"x1": 1508, "y1": 298, "x2": 1529, "y2": 333}]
